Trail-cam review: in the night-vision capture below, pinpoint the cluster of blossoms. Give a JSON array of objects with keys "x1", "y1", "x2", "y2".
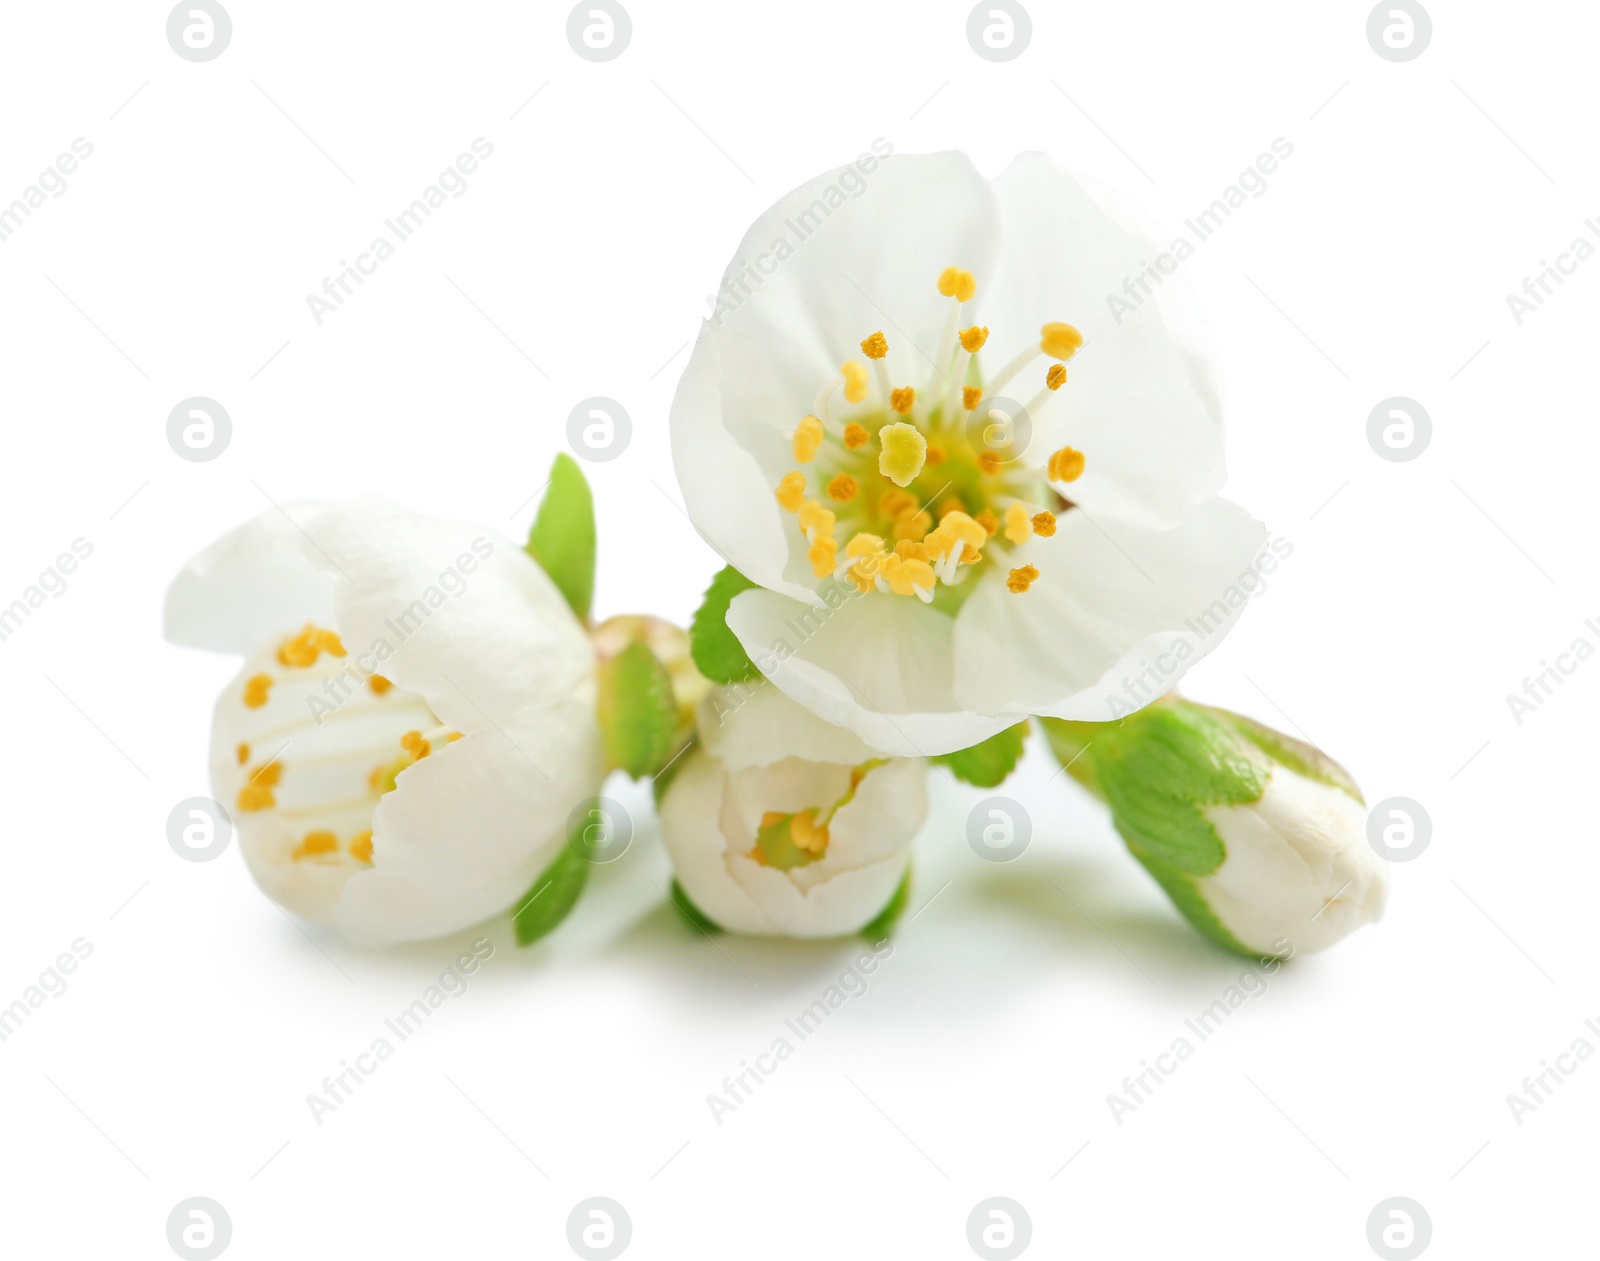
[{"x1": 166, "y1": 152, "x2": 1387, "y2": 959}]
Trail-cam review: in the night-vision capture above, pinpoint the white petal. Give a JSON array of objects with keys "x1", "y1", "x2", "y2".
[
  {"x1": 952, "y1": 498, "x2": 1266, "y2": 720},
  {"x1": 984, "y1": 152, "x2": 1227, "y2": 526},
  {"x1": 697, "y1": 680, "x2": 879, "y2": 769},
  {"x1": 725, "y1": 587, "x2": 1026, "y2": 757},
  {"x1": 671, "y1": 151, "x2": 1002, "y2": 593}
]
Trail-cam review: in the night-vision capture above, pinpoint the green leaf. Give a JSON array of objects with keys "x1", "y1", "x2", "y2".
[
  {"x1": 860, "y1": 866, "x2": 912, "y2": 942},
  {"x1": 667, "y1": 878, "x2": 723, "y2": 935},
  {"x1": 931, "y1": 722, "x2": 1029, "y2": 788},
  {"x1": 598, "y1": 640, "x2": 677, "y2": 778},
  {"x1": 689, "y1": 566, "x2": 761, "y2": 685},
  {"x1": 511, "y1": 839, "x2": 590, "y2": 946},
  {"x1": 525, "y1": 453, "x2": 596, "y2": 621}
]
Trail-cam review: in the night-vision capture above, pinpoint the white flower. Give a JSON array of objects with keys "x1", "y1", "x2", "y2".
[
  {"x1": 1200, "y1": 764, "x2": 1388, "y2": 956},
  {"x1": 659, "y1": 684, "x2": 925, "y2": 937},
  {"x1": 164, "y1": 501, "x2": 604, "y2": 946},
  {"x1": 671, "y1": 150, "x2": 1265, "y2": 756}
]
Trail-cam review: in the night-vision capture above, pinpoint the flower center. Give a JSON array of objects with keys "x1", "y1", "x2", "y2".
[
  {"x1": 229, "y1": 624, "x2": 461, "y2": 869},
  {"x1": 746, "y1": 758, "x2": 886, "y2": 871},
  {"x1": 773, "y1": 266, "x2": 1086, "y2": 603}
]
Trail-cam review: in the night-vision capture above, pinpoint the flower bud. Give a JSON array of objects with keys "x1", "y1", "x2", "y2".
[{"x1": 1041, "y1": 700, "x2": 1387, "y2": 957}]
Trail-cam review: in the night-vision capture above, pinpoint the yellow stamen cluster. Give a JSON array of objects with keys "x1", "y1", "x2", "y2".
[
  {"x1": 798, "y1": 498, "x2": 839, "y2": 577},
  {"x1": 1048, "y1": 447, "x2": 1086, "y2": 483},
  {"x1": 277, "y1": 624, "x2": 347, "y2": 668},
  {"x1": 242, "y1": 673, "x2": 273, "y2": 709},
  {"x1": 1007, "y1": 564, "x2": 1040, "y2": 594},
  {"x1": 776, "y1": 469, "x2": 807, "y2": 511},
  {"x1": 793, "y1": 414, "x2": 824, "y2": 463},
  {"x1": 237, "y1": 759, "x2": 282, "y2": 813},
  {"x1": 860, "y1": 331, "x2": 889, "y2": 360},
  {"x1": 789, "y1": 810, "x2": 829, "y2": 854}
]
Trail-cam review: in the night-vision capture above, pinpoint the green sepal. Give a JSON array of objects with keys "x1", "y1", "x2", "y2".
[
  {"x1": 652, "y1": 737, "x2": 696, "y2": 807},
  {"x1": 525, "y1": 453, "x2": 597, "y2": 621},
  {"x1": 689, "y1": 566, "x2": 761, "y2": 685},
  {"x1": 511, "y1": 837, "x2": 590, "y2": 946},
  {"x1": 860, "y1": 866, "x2": 912, "y2": 942},
  {"x1": 668, "y1": 878, "x2": 723, "y2": 935},
  {"x1": 931, "y1": 722, "x2": 1029, "y2": 788},
  {"x1": 1222, "y1": 710, "x2": 1364, "y2": 804},
  {"x1": 598, "y1": 640, "x2": 677, "y2": 778}
]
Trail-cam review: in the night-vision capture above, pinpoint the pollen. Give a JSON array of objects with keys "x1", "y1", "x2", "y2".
[
  {"x1": 895, "y1": 539, "x2": 930, "y2": 562},
  {"x1": 924, "y1": 443, "x2": 946, "y2": 466},
  {"x1": 878, "y1": 488, "x2": 916, "y2": 518},
  {"x1": 401, "y1": 730, "x2": 431, "y2": 760},
  {"x1": 975, "y1": 509, "x2": 1000, "y2": 537},
  {"x1": 891, "y1": 509, "x2": 932, "y2": 542},
  {"x1": 889, "y1": 386, "x2": 915, "y2": 415},
  {"x1": 1047, "y1": 363, "x2": 1067, "y2": 390},
  {"x1": 1004, "y1": 503, "x2": 1034, "y2": 545},
  {"x1": 1048, "y1": 446, "x2": 1086, "y2": 483},
  {"x1": 808, "y1": 537, "x2": 838, "y2": 579},
  {"x1": 936, "y1": 497, "x2": 967, "y2": 519},
  {"x1": 797, "y1": 499, "x2": 836, "y2": 538},
  {"x1": 369, "y1": 674, "x2": 393, "y2": 696},
  {"x1": 843, "y1": 422, "x2": 870, "y2": 450},
  {"x1": 236, "y1": 742, "x2": 250, "y2": 766},
  {"x1": 842, "y1": 361, "x2": 869, "y2": 403},
  {"x1": 1006, "y1": 564, "x2": 1041, "y2": 594},
  {"x1": 789, "y1": 810, "x2": 830, "y2": 854},
  {"x1": 1041, "y1": 322, "x2": 1084, "y2": 360},
  {"x1": 962, "y1": 386, "x2": 982, "y2": 410},
  {"x1": 846, "y1": 532, "x2": 885, "y2": 559},
  {"x1": 317, "y1": 629, "x2": 346, "y2": 657},
  {"x1": 237, "y1": 782, "x2": 275, "y2": 812},
  {"x1": 1032, "y1": 510, "x2": 1057, "y2": 537},
  {"x1": 959, "y1": 325, "x2": 989, "y2": 353},
  {"x1": 826, "y1": 474, "x2": 859, "y2": 503},
  {"x1": 978, "y1": 449, "x2": 1003, "y2": 475},
  {"x1": 878, "y1": 422, "x2": 928, "y2": 487},
  {"x1": 792, "y1": 414, "x2": 825, "y2": 463},
  {"x1": 860, "y1": 331, "x2": 889, "y2": 360},
  {"x1": 349, "y1": 831, "x2": 374, "y2": 864},
  {"x1": 937, "y1": 267, "x2": 977, "y2": 303},
  {"x1": 242, "y1": 674, "x2": 273, "y2": 708},
  {"x1": 293, "y1": 831, "x2": 339, "y2": 861},
  {"x1": 776, "y1": 470, "x2": 807, "y2": 511}
]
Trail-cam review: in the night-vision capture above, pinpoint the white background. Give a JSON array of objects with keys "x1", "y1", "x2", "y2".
[{"x1": 1, "y1": 1, "x2": 1595, "y2": 1257}]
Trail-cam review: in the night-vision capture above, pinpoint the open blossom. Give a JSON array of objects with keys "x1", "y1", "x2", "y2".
[
  {"x1": 671, "y1": 150, "x2": 1265, "y2": 755},
  {"x1": 659, "y1": 684, "x2": 925, "y2": 937},
  {"x1": 164, "y1": 502, "x2": 604, "y2": 945}
]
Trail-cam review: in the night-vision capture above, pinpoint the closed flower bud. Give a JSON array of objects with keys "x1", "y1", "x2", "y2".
[{"x1": 1042, "y1": 699, "x2": 1387, "y2": 957}]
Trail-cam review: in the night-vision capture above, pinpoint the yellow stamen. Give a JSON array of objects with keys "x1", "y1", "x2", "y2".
[
  {"x1": 349, "y1": 831, "x2": 374, "y2": 863},
  {"x1": 895, "y1": 540, "x2": 930, "y2": 562},
  {"x1": 792, "y1": 414, "x2": 825, "y2": 463},
  {"x1": 882, "y1": 554, "x2": 937, "y2": 598},
  {"x1": 237, "y1": 782, "x2": 275, "y2": 812},
  {"x1": 924, "y1": 443, "x2": 946, "y2": 466},
  {"x1": 878, "y1": 488, "x2": 917, "y2": 519},
  {"x1": 962, "y1": 385, "x2": 982, "y2": 410},
  {"x1": 978, "y1": 449, "x2": 1003, "y2": 476},
  {"x1": 891, "y1": 509, "x2": 932, "y2": 542},
  {"x1": 236, "y1": 742, "x2": 250, "y2": 766},
  {"x1": 1006, "y1": 564, "x2": 1041, "y2": 594},
  {"x1": 776, "y1": 470, "x2": 807, "y2": 511},
  {"x1": 243, "y1": 673, "x2": 273, "y2": 709},
  {"x1": 843, "y1": 422, "x2": 870, "y2": 450},
  {"x1": 842, "y1": 360, "x2": 869, "y2": 403},
  {"x1": 808, "y1": 537, "x2": 838, "y2": 579},
  {"x1": 1032, "y1": 510, "x2": 1057, "y2": 537},
  {"x1": 369, "y1": 674, "x2": 393, "y2": 696},
  {"x1": 293, "y1": 830, "x2": 339, "y2": 860},
  {"x1": 959, "y1": 325, "x2": 989, "y2": 352},
  {"x1": 1004, "y1": 503, "x2": 1034, "y2": 545},
  {"x1": 797, "y1": 499, "x2": 836, "y2": 539},
  {"x1": 789, "y1": 810, "x2": 830, "y2": 854},
  {"x1": 316, "y1": 629, "x2": 346, "y2": 657},
  {"x1": 889, "y1": 386, "x2": 915, "y2": 415},
  {"x1": 878, "y1": 422, "x2": 928, "y2": 487},
  {"x1": 936, "y1": 498, "x2": 967, "y2": 519},
  {"x1": 826, "y1": 474, "x2": 859, "y2": 503},
  {"x1": 860, "y1": 331, "x2": 889, "y2": 360},
  {"x1": 937, "y1": 267, "x2": 977, "y2": 303},
  {"x1": 975, "y1": 509, "x2": 999, "y2": 538},
  {"x1": 400, "y1": 730, "x2": 431, "y2": 760},
  {"x1": 1047, "y1": 364, "x2": 1067, "y2": 390},
  {"x1": 1048, "y1": 447, "x2": 1086, "y2": 483},
  {"x1": 1041, "y1": 322, "x2": 1084, "y2": 360}
]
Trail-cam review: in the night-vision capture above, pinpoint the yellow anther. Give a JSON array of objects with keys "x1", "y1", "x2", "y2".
[
  {"x1": 843, "y1": 421, "x2": 870, "y2": 450},
  {"x1": 959, "y1": 325, "x2": 989, "y2": 353},
  {"x1": 942, "y1": 511, "x2": 988, "y2": 550},
  {"x1": 1032, "y1": 510, "x2": 1057, "y2": 538},
  {"x1": 293, "y1": 831, "x2": 339, "y2": 861},
  {"x1": 860, "y1": 331, "x2": 889, "y2": 360},
  {"x1": 1005, "y1": 503, "x2": 1034, "y2": 545},
  {"x1": 797, "y1": 499, "x2": 836, "y2": 539},
  {"x1": 237, "y1": 782, "x2": 275, "y2": 812},
  {"x1": 236, "y1": 742, "x2": 250, "y2": 766},
  {"x1": 889, "y1": 386, "x2": 915, "y2": 415},
  {"x1": 1047, "y1": 364, "x2": 1067, "y2": 390},
  {"x1": 891, "y1": 509, "x2": 932, "y2": 542},
  {"x1": 826, "y1": 474, "x2": 859, "y2": 503},
  {"x1": 369, "y1": 674, "x2": 393, "y2": 696},
  {"x1": 789, "y1": 810, "x2": 830, "y2": 854},
  {"x1": 808, "y1": 537, "x2": 838, "y2": 579},
  {"x1": 842, "y1": 361, "x2": 870, "y2": 403},
  {"x1": 895, "y1": 539, "x2": 930, "y2": 562},
  {"x1": 936, "y1": 497, "x2": 967, "y2": 519},
  {"x1": 878, "y1": 488, "x2": 917, "y2": 519},
  {"x1": 243, "y1": 673, "x2": 273, "y2": 709},
  {"x1": 792, "y1": 414, "x2": 825, "y2": 463},
  {"x1": 846, "y1": 532, "x2": 885, "y2": 559},
  {"x1": 878, "y1": 422, "x2": 928, "y2": 487},
  {"x1": 846, "y1": 564, "x2": 876, "y2": 594},
  {"x1": 925, "y1": 443, "x2": 946, "y2": 466},
  {"x1": 1006, "y1": 564, "x2": 1041, "y2": 594},
  {"x1": 276, "y1": 626, "x2": 318, "y2": 668},
  {"x1": 401, "y1": 730, "x2": 431, "y2": 760},
  {"x1": 978, "y1": 449, "x2": 1003, "y2": 475},
  {"x1": 316, "y1": 629, "x2": 346, "y2": 657},
  {"x1": 962, "y1": 385, "x2": 982, "y2": 410},
  {"x1": 937, "y1": 267, "x2": 977, "y2": 302},
  {"x1": 1041, "y1": 322, "x2": 1084, "y2": 360},
  {"x1": 974, "y1": 509, "x2": 1000, "y2": 538},
  {"x1": 882, "y1": 554, "x2": 936, "y2": 598},
  {"x1": 446, "y1": 732, "x2": 463, "y2": 742},
  {"x1": 349, "y1": 831, "x2": 374, "y2": 864},
  {"x1": 369, "y1": 757, "x2": 408, "y2": 795},
  {"x1": 1048, "y1": 446, "x2": 1086, "y2": 483},
  {"x1": 776, "y1": 470, "x2": 807, "y2": 512}
]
